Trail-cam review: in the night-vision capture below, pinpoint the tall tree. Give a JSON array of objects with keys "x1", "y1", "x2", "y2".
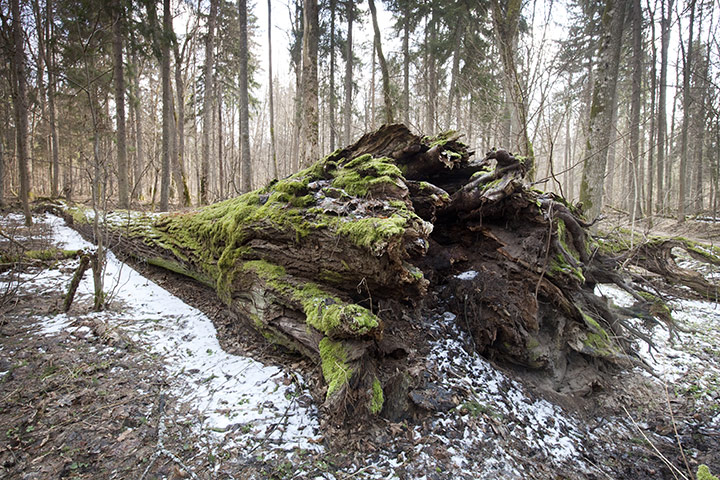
[
  {"x1": 159, "y1": 0, "x2": 172, "y2": 211},
  {"x1": 490, "y1": 0, "x2": 532, "y2": 163},
  {"x1": 112, "y1": 0, "x2": 129, "y2": 208},
  {"x1": 401, "y1": 2, "x2": 410, "y2": 125},
  {"x1": 172, "y1": 28, "x2": 192, "y2": 206},
  {"x1": 328, "y1": 0, "x2": 337, "y2": 151},
  {"x1": 677, "y1": 0, "x2": 697, "y2": 220},
  {"x1": 656, "y1": 0, "x2": 673, "y2": 213},
  {"x1": 130, "y1": 62, "x2": 144, "y2": 201},
  {"x1": 343, "y1": 0, "x2": 353, "y2": 145},
  {"x1": 368, "y1": 0, "x2": 393, "y2": 124},
  {"x1": 268, "y1": 0, "x2": 278, "y2": 177},
  {"x1": 11, "y1": 0, "x2": 31, "y2": 225},
  {"x1": 238, "y1": 0, "x2": 251, "y2": 192},
  {"x1": 46, "y1": 0, "x2": 60, "y2": 199},
  {"x1": 628, "y1": 0, "x2": 643, "y2": 218},
  {"x1": 579, "y1": 0, "x2": 628, "y2": 220},
  {"x1": 201, "y1": 0, "x2": 219, "y2": 204},
  {"x1": 301, "y1": 0, "x2": 319, "y2": 166}
]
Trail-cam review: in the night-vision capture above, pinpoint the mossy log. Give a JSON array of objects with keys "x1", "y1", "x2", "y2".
[{"x1": 50, "y1": 124, "x2": 663, "y2": 419}]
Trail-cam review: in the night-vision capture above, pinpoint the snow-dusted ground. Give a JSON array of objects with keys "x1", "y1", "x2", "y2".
[
  {"x1": 2, "y1": 213, "x2": 322, "y2": 462},
  {"x1": 3, "y1": 212, "x2": 720, "y2": 478}
]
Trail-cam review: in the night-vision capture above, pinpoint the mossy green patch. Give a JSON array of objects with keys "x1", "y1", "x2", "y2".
[
  {"x1": 299, "y1": 285, "x2": 378, "y2": 336},
  {"x1": 549, "y1": 253, "x2": 585, "y2": 283},
  {"x1": 698, "y1": 465, "x2": 719, "y2": 480},
  {"x1": 336, "y1": 214, "x2": 408, "y2": 251},
  {"x1": 319, "y1": 337, "x2": 353, "y2": 399},
  {"x1": 370, "y1": 377, "x2": 384, "y2": 414},
  {"x1": 332, "y1": 155, "x2": 404, "y2": 197},
  {"x1": 25, "y1": 249, "x2": 78, "y2": 261},
  {"x1": 242, "y1": 260, "x2": 379, "y2": 337}
]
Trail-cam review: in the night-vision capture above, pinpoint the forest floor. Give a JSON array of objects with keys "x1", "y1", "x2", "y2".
[{"x1": 1, "y1": 210, "x2": 719, "y2": 479}]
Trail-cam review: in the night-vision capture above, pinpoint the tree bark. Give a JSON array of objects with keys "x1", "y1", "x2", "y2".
[
  {"x1": 239, "y1": 0, "x2": 252, "y2": 192},
  {"x1": 402, "y1": 4, "x2": 410, "y2": 126},
  {"x1": 131, "y1": 65, "x2": 145, "y2": 201},
  {"x1": 628, "y1": 0, "x2": 643, "y2": 219},
  {"x1": 490, "y1": 0, "x2": 532, "y2": 166},
  {"x1": 201, "y1": 0, "x2": 219, "y2": 204},
  {"x1": 656, "y1": 0, "x2": 673, "y2": 214},
  {"x1": 173, "y1": 40, "x2": 192, "y2": 207},
  {"x1": 368, "y1": 0, "x2": 393, "y2": 125},
  {"x1": 11, "y1": 0, "x2": 32, "y2": 225},
  {"x1": 267, "y1": 0, "x2": 278, "y2": 176},
  {"x1": 343, "y1": 0, "x2": 353, "y2": 145},
  {"x1": 579, "y1": 0, "x2": 628, "y2": 221},
  {"x1": 300, "y1": 0, "x2": 319, "y2": 167},
  {"x1": 160, "y1": 0, "x2": 172, "y2": 211},
  {"x1": 678, "y1": 0, "x2": 696, "y2": 220},
  {"x1": 113, "y1": 1, "x2": 129, "y2": 208}
]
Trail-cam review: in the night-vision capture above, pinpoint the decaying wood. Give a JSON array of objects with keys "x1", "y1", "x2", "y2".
[
  {"x1": 64, "y1": 252, "x2": 90, "y2": 312},
  {"x1": 49, "y1": 124, "x2": 679, "y2": 420}
]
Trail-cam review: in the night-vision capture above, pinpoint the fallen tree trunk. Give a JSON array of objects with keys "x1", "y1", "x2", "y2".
[{"x1": 51, "y1": 124, "x2": 664, "y2": 419}]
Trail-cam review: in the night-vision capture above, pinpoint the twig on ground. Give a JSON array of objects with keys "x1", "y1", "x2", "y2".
[
  {"x1": 622, "y1": 405, "x2": 688, "y2": 480},
  {"x1": 140, "y1": 393, "x2": 201, "y2": 480}
]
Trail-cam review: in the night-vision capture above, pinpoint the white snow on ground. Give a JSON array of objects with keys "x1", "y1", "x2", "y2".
[
  {"x1": 596, "y1": 281, "x2": 720, "y2": 431},
  {"x1": 3, "y1": 213, "x2": 323, "y2": 457}
]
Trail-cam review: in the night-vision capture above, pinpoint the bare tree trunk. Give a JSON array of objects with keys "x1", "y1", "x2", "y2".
[
  {"x1": 131, "y1": 66, "x2": 144, "y2": 201},
  {"x1": 579, "y1": 0, "x2": 628, "y2": 220},
  {"x1": 159, "y1": 0, "x2": 172, "y2": 211},
  {"x1": 113, "y1": 2, "x2": 129, "y2": 208},
  {"x1": 692, "y1": 46, "x2": 709, "y2": 213},
  {"x1": 0, "y1": 141, "x2": 4, "y2": 208},
  {"x1": 628, "y1": 0, "x2": 643, "y2": 219},
  {"x1": 344, "y1": 0, "x2": 353, "y2": 145},
  {"x1": 646, "y1": 0, "x2": 657, "y2": 217},
  {"x1": 217, "y1": 89, "x2": 224, "y2": 199},
  {"x1": 678, "y1": 0, "x2": 696, "y2": 220},
  {"x1": 47, "y1": 0, "x2": 60, "y2": 199},
  {"x1": 328, "y1": 0, "x2": 336, "y2": 152},
  {"x1": 490, "y1": 0, "x2": 531, "y2": 166},
  {"x1": 300, "y1": 0, "x2": 319, "y2": 167},
  {"x1": 370, "y1": 40, "x2": 376, "y2": 129},
  {"x1": 173, "y1": 42, "x2": 191, "y2": 206},
  {"x1": 446, "y1": 20, "x2": 464, "y2": 130},
  {"x1": 402, "y1": 4, "x2": 410, "y2": 126},
  {"x1": 425, "y1": 10, "x2": 436, "y2": 134},
  {"x1": 239, "y1": 0, "x2": 252, "y2": 192},
  {"x1": 11, "y1": 0, "x2": 31, "y2": 225},
  {"x1": 201, "y1": 0, "x2": 219, "y2": 204},
  {"x1": 368, "y1": 0, "x2": 393, "y2": 125},
  {"x1": 656, "y1": 0, "x2": 672, "y2": 214}
]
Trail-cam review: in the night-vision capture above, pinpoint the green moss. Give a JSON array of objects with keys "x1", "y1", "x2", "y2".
[
  {"x1": 579, "y1": 311, "x2": 620, "y2": 357},
  {"x1": 299, "y1": 285, "x2": 378, "y2": 336},
  {"x1": 332, "y1": 155, "x2": 404, "y2": 197},
  {"x1": 698, "y1": 465, "x2": 719, "y2": 480},
  {"x1": 423, "y1": 130, "x2": 460, "y2": 148},
  {"x1": 25, "y1": 249, "x2": 78, "y2": 261},
  {"x1": 242, "y1": 259, "x2": 287, "y2": 281},
  {"x1": 549, "y1": 253, "x2": 585, "y2": 283},
  {"x1": 319, "y1": 337, "x2": 353, "y2": 399},
  {"x1": 370, "y1": 377, "x2": 384, "y2": 414},
  {"x1": 336, "y1": 214, "x2": 408, "y2": 251},
  {"x1": 241, "y1": 260, "x2": 379, "y2": 337}
]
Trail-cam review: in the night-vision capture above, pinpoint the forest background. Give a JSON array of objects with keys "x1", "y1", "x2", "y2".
[{"x1": 1, "y1": 0, "x2": 719, "y2": 224}]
